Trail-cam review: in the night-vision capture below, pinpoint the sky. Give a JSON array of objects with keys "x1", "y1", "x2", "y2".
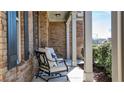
[{"x1": 92, "y1": 11, "x2": 111, "y2": 39}]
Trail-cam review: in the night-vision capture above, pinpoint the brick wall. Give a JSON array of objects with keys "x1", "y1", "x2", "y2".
[
  {"x1": 48, "y1": 22, "x2": 66, "y2": 58},
  {"x1": 69, "y1": 20, "x2": 84, "y2": 59},
  {"x1": 0, "y1": 11, "x2": 34, "y2": 82},
  {"x1": 39, "y1": 11, "x2": 49, "y2": 47},
  {"x1": 33, "y1": 12, "x2": 39, "y2": 49},
  {"x1": 0, "y1": 11, "x2": 7, "y2": 81},
  {"x1": 32, "y1": 12, "x2": 40, "y2": 74},
  {"x1": 20, "y1": 12, "x2": 25, "y2": 60},
  {"x1": 77, "y1": 20, "x2": 84, "y2": 59},
  {"x1": 5, "y1": 59, "x2": 33, "y2": 82}
]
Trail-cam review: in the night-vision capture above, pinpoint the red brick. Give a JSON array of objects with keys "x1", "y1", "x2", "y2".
[
  {"x1": 48, "y1": 22, "x2": 66, "y2": 58},
  {"x1": 0, "y1": 62, "x2": 6, "y2": 68}
]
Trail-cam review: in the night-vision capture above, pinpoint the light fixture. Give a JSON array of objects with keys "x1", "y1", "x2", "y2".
[{"x1": 55, "y1": 13, "x2": 61, "y2": 17}]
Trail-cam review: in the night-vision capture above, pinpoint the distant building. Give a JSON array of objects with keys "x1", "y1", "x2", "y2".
[
  {"x1": 93, "y1": 39, "x2": 107, "y2": 45},
  {"x1": 93, "y1": 37, "x2": 112, "y2": 45},
  {"x1": 107, "y1": 38, "x2": 112, "y2": 42}
]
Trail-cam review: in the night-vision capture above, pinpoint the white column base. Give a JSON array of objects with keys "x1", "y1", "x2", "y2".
[{"x1": 83, "y1": 71, "x2": 93, "y2": 82}]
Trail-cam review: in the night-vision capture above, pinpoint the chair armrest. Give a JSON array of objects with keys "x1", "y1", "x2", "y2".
[
  {"x1": 57, "y1": 58, "x2": 64, "y2": 60},
  {"x1": 47, "y1": 58, "x2": 63, "y2": 63},
  {"x1": 57, "y1": 59, "x2": 68, "y2": 72},
  {"x1": 57, "y1": 59, "x2": 64, "y2": 62},
  {"x1": 47, "y1": 58, "x2": 68, "y2": 72},
  {"x1": 47, "y1": 59, "x2": 56, "y2": 62}
]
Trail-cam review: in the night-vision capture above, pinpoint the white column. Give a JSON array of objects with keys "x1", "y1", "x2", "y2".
[
  {"x1": 83, "y1": 12, "x2": 93, "y2": 82},
  {"x1": 66, "y1": 23, "x2": 70, "y2": 59},
  {"x1": 72, "y1": 11, "x2": 77, "y2": 66},
  {"x1": 66, "y1": 15, "x2": 71, "y2": 60},
  {"x1": 112, "y1": 12, "x2": 122, "y2": 82}
]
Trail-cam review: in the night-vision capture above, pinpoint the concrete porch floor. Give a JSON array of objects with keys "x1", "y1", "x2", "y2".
[{"x1": 32, "y1": 60, "x2": 85, "y2": 82}]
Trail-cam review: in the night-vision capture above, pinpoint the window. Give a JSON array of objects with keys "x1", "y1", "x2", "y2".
[
  {"x1": 7, "y1": 11, "x2": 21, "y2": 70},
  {"x1": 7, "y1": 12, "x2": 18, "y2": 69}
]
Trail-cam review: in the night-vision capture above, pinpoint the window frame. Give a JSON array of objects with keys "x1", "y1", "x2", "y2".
[
  {"x1": 16, "y1": 11, "x2": 21, "y2": 64},
  {"x1": 24, "y1": 11, "x2": 29, "y2": 61}
]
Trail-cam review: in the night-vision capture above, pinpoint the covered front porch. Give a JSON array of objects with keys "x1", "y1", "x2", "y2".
[{"x1": 0, "y1": 11, "x2": 93, "y2": 82}]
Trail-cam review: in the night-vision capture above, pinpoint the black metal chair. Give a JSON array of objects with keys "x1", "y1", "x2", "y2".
[{"x1": 35, "y1": 50, "x2": 69, "y2": 82}]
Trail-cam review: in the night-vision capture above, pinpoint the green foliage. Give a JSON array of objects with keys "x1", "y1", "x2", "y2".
[{"x1": 93, "y1": 41, "x2": 112, "y2": 78}]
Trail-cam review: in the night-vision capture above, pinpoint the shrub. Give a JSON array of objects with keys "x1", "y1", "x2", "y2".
[
  {"x1": 93, "y1": 41, "x2": 112, "y2": 78},
  {"x1": 93, "y1": 45, "x2": 99, "y2": 62}
]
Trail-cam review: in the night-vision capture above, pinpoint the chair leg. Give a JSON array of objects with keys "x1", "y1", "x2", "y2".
[
  {"x1": 35, "y1": 72, "x2": 40, "y2": 79},
  {"x1": 66, "y1": 75, "x2": 69, "y2": 81},
  {"x1": 35, "y1": 71, "x2": 69, "y2": 82},
  {"x1": 34, "y1": 70, "x2": 44, "y2": 79},
  {"x1": 58, "y1": 73, "x2": 62, "y2": 77}
]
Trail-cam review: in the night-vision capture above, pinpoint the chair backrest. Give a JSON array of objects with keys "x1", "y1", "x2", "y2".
[
  {"x1": 45, "y1": 47, "x2": 57, "y2": 61},
  {"x1": 39, "y1": 48, "x2": 46, "y2": 52},
  {"x1": 35, "y1": 50, "x2": 50, "y2": 71},
  {"x1": 37, "y1": 48, "x2": 58, "y2": 67}
]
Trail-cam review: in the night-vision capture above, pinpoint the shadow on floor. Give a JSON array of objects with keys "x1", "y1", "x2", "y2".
[{"x1": 32, "y1": 65, "x2": 84, "y2": 82}]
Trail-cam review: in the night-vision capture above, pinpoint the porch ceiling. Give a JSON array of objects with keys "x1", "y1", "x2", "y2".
[{"x1": 47, "y1": 11, "x2": 70, "y2": 22}]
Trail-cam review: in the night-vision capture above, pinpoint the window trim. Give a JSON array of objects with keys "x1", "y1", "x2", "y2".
[
  {"x1": 7, "y1": 11, "x2": 18, "y2": 69},
  {"x1": 16, "y1": 12, "x2": 21, "y2": 64}
]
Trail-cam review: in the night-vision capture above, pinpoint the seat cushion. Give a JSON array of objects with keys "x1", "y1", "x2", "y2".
[
  {"x1": 45, "y1": 48, "x2": 57, "y2": 67},
  {"x1": 45, "y1": 47, "x2": 57, "y2": 61},
  {"x1": 48, "y1": 60, "x2": 57, "y2": 67},
  {"x1": 50, "y1": 66, "x2": 67, "y2": 73}
]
